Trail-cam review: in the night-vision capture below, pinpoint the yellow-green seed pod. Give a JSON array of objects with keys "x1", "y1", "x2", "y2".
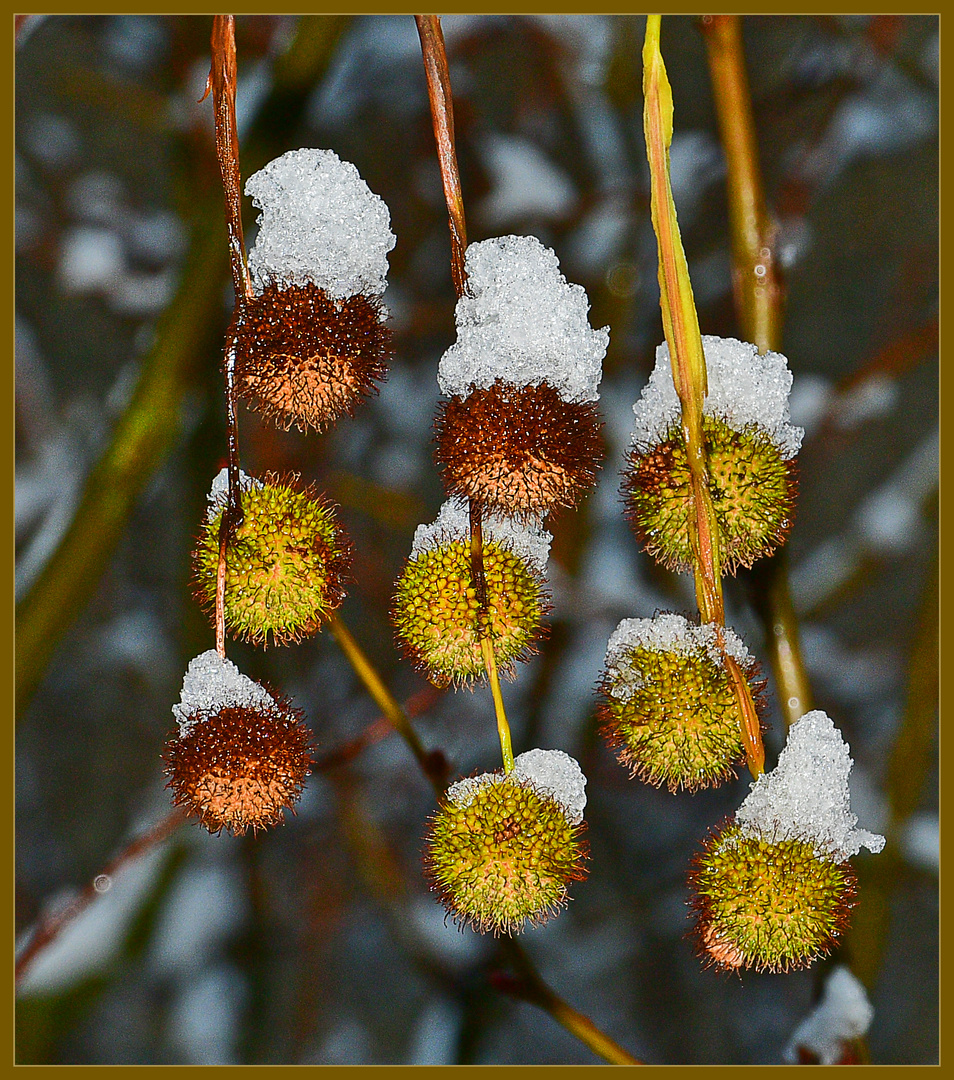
[
  {"x1": 424, "y1": 751, "x2": 588, "y2": 936},
  {"x1": 623, "y1": 335, "x2": 803, "y2": 574},
  {"x1": 392, "y1": 501, "x2": 551, "y2": 687},
  {"x1": 598, "y1": 614, "x2": 763, "y2": 792},
  {"x1": 622, "y1": 414, "x2": 797, "y2": 574},
  {"x1": 192, "y1": 470, "x2": 352, "y2": 646},
  {"x1": 688, "y1": 821, "x2": 857, "y2": 974}
]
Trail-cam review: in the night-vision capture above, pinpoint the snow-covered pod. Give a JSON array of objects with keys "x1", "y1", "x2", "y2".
[
  {"x1": 622, "y1": 335, "x2": 803, "y2": 573},
  {"x1": 424, "y1": 749, "x2": 589, "y2": 935},
  {"x1": 234, "y1": 148, "x2": 396, "y2": 433},
  {"x1": 433, "y1": 235, "x2": 609, "y2": 522},
  {"x1": 163, "y1": 650, "x2": 313, "y2": 836},
  {"x1": 597, "y1": 613, "x2": 764, "y2": 792},
  {"x1": 391, "y1": 497, "x2": 552, "y2": 687},
  {"x1": 688, "y1": 711, "x2": 885, "y2": 974}
]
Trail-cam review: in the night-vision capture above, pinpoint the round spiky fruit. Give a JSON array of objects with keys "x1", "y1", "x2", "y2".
[
  {"x1": 424, "y1": 764, "x2": 588, "y2": 936},
  {"x1": 163, "y1": 697, "x2": 313, "y2": 837},
  {"x1": 688, "y1": 821, "x2": 857, "y2": 974},
  {"x1": 192, "y1": 472, "x2": 352, "y2": 646},
  {"x1": 433, "y1": 379, "x2": 602, "y2": 522},
  {"x1": 622, "y1": 414, "x2": 797, "y2": 574},
  {"x1": 234, "y1": 282, "x2": 390, "y2": 433},
  {"x1": 598, "y1": 614, "x2": 764, "y2": 793},
  {"x1": 392, "y1": 537, "x2": 550, "y2": 688}
]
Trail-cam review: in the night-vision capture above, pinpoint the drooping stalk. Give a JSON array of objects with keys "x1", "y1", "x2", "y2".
[
  {"x1": 416, "y1": 13, "x2": 515, "y2": 773},
  {"x1": 642, "y1": 14, "x2": 763, "y2": 776}
]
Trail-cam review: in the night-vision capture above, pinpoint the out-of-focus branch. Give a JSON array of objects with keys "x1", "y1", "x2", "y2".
[
  {"x1": 15, "y1": 203, "x2": 228, "y2": 719},
  {"x1": 497, "y1": 938, "x2": 644, "y2": 1065},
  {"x1": 701, "y1": 13, "x2": 813, "y2": 730},
  {"x1": 15, "y1": 806, "x2": 190, "y2": 988}
]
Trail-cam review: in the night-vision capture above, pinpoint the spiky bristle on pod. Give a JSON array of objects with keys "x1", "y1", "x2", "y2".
[
  {"x1": 688, "y1": 821, "x2": 857, "y2": 974},
  {"x1": 434, "y1": 379, "x2": 602, "y2": 522},
  {"x1": 392, "y1": 535, "x2": 550, "y2": 688},
  {"x1": 192, "y1": 471, "x2": 352, "y2": 646},
  {"x1": 234, "y1": 284, "x2": 390, "y2": 433},
  {"x1": 598, "y1": 614, "x2": 764, "y2": 793},
  {"x1": 424, "y1": 750, "x2": 588, "y2": 935},
  {"x1": 622, "y1": 414, "x2": 798, "y2": 574}
]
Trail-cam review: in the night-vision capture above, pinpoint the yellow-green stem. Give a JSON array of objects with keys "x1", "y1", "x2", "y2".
[
  {"x1": 481, "y1": 636, "x2": 515, "y2": 774},
  {"x1": 327, "y1": 612, "x2": 441, "y2": 795}
]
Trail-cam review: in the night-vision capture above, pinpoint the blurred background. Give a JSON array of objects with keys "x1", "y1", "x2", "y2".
[{"x1": 15, "y1": 14, "x2": 937, "y2": 1064}]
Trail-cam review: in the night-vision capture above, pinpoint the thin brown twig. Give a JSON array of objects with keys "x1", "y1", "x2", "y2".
[
  {"x1": 415, "y1": 14, "x2": 468, "y2": 296},
  {"x1": 206, "y1": 14, "x2": 250, "y2": 655}
]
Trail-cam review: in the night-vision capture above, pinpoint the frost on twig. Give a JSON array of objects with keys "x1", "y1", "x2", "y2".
[
  {"x1": 172, "y1": 649, "x2": 274, "y2": 734},
  {"x1": 783, "y1": 965, "x2": 874, "y2": 1064},
  {"x1": 632, "y1": 334, "x2": 804, "y2": 457}
]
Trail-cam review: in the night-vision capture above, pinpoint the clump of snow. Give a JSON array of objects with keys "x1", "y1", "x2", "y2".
[
  {"x1": 206, "y1": 467, "x2": 263, "y2": 509},
  {"x1": 245, "y1": 148, "x2": 395, "y2": 300},
  {"x1": 172, "y1": 649, "x2": 275, "y2": 734},
  {"x1": 446, "y1": 748, "x2": 587, "y2": 826},
  {"x1": 409, "y1": 497, "x2": 552, "y2": 576},
  {"x1": 783, "y1": 965, "x2": 874, "y2": 1064},
  {"x1": 513, "y1": 748, "x2": 587, "y2": 825},
  {"x1": 631, "y1": 335, "x2": 803, "y2": 458},
  {"x1": 437, "y1": 235, "x2": 609, "y2": 404},
  {"x1": 735, "y1": 710, "x2": 885, "y2": 861},
  {"x1": 603, "y1": 613, "x2": 751, "y2": 701}
]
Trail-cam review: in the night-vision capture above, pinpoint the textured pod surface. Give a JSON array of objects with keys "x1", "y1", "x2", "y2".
[
  {"x1": 392, "y1": 537, "x2": 549, "y2": 687},
  {"x1": 688, "y1": 822, "x2": 857, "y2": 974},
  {"x1": 434, "y1": 380, "x2": 602, "y2": 522},
  {"x1": 234, "y1": 283, "x2": 390, "y2": 433},
  {"x1": 598, "y1": 632, "x2": 763, "y2": 792},
  {"x1": 193, "y1": 474, "x2": 352, "y2": 646},
  {"x1": 163, "y1": 700, "x2": 313, "y2": 836},
  {"x1": 424, "y1": 773, "x2": 588, "y2": 935},
  {"x1": 622, "y1": 414, "x2": 797, "y2": 573}
]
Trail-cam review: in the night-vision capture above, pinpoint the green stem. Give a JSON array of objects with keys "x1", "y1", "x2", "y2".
[
  {"x1": 481, "y1": 636, "x2": 515, "y2": 774},
  {"x1": 327, "y1": 612, "x2": 444, "y2": 796}
]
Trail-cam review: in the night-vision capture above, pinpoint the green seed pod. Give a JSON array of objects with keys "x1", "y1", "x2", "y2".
[
  {"x1": 598, "y1": 614, "x2": 764, "y2": 792},
  {"x1": 392, "y1": 500, "x2": 551, "y2": 687},
  {"x1": 192, "y1": 470, "x2": 352, "y2": 646},
  {"x1": 622, "y1": 335, "x2": 802, "y2": 574},
  {"x1": 622, "y1": 414, "x2": 797, "y2": 574},
  {"x1": 688, "y1": 821, "x2": 857, "y2": 974},
  {"x1": 424, "y1": 750, "x2": 588, "y2": 935}
]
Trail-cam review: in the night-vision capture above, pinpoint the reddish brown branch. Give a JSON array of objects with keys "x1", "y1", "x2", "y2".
[
  {"x1": 15, "y1": 806, "x2": 190, "y2": 988},
  {"x1": 415, "y1": 15, "x2": 468, "y2": 298}
]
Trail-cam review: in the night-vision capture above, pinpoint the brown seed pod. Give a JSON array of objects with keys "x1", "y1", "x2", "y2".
[
  {"x1": 433, "y1": 379, "x2": 602, "y2": 521},
  {"x1": 163, "y1": 697, "x2": 313, "y2": 837},
  {"x1": 234, "y1": 281, "x2": 391, "y2": 433}
]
